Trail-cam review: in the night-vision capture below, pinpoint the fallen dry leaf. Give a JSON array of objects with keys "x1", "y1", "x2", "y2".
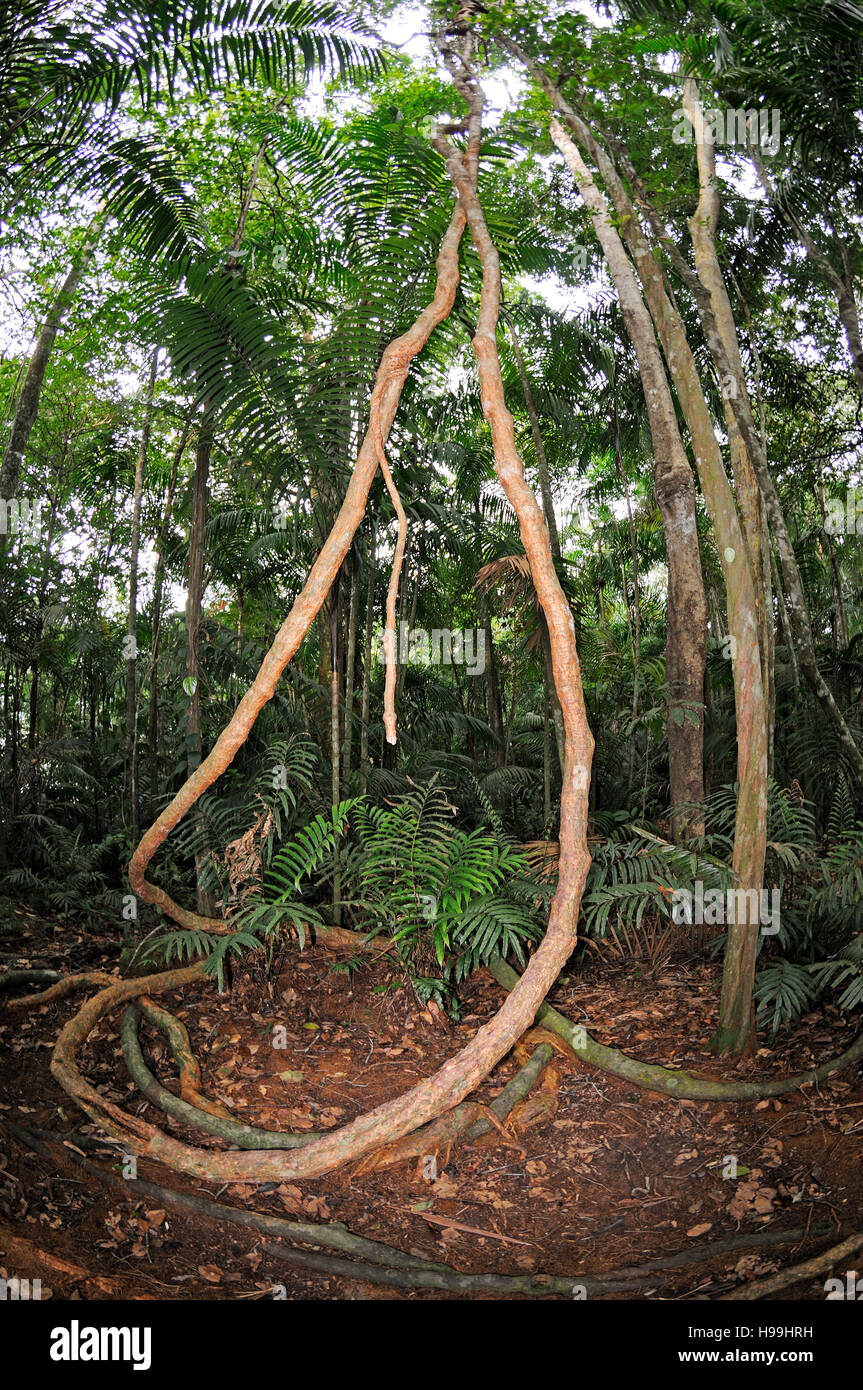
[{"x1": 686, "y1": 1222, "x2": 713, "y2": 1238}]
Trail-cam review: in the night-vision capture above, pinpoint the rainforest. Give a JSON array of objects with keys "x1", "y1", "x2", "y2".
[{"x1": 0, "y1": 0, "x2": 862, "y2": 1326}]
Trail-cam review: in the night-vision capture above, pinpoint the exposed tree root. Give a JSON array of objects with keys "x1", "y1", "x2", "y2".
[
  {"x1": 352, "y1": 1039, "x2": 555, "y2": 1172},
  {"x1": 2, "y1": 1122, "x2": 448, "y2": 1275},
  {"x1": 490, "y1": 959, "x2": 863, "y2": 1099},
  {"x1": 123, "y1": 1000, "x2": 554, "y2": 1161},
  {"x1": 122, "y1": 1003, "x2": 321, "y2": 1149},
  {"x1": 0, "y1": 968, "x2": 61, "y2": 992},
  {"x1": 2, "y1": 969, "x2": 116, "y2": 1010},
  {"x1": 720, "y1": 1231, "x2": 863, "y2": 1301},
  {"x1": 0, "y1": 1121, "x2": 682, "y2": 1296},
  {"x1": 135, "y1": 997, "x2": 233, "y2": 1121},
  {"x1": 4, "y1": 1120, "x2": 842, "y2": 1300}
]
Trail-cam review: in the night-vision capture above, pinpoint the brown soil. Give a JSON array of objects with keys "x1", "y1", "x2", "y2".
[{"x1": 1, "y1": 907, "x2": 861, "y2": 1300}]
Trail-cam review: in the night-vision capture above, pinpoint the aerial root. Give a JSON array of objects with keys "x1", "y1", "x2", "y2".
[{"x1": 490, "y1": 958, "x2": 863, "y2": 1100}]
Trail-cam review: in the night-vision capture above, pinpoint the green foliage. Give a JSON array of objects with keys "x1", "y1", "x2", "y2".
[
  {"x1": 754, "y1": 958, "x2": 819, "y2": 1037},
  {"x1": 580, "y1": 817, "x2": 729, "y2": 942},
  {"x1": 343, "y1": 779, "x2": 544, "y2": 987}
]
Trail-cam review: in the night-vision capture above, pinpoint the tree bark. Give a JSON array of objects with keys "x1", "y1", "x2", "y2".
[
  {"x1": 125, "y1": 350, "x2": 158, "y2": 845},
  {"x1": 186, "y1": 406, "x2": 216, "y2": 916},
  {"x1": 359, "y1": 525, "x2": 376, "y2": 790},
  {"x1": 0, "y1": 215, "x2": 103, "y2": 537},
  {"x1": 549, "y1": 117, "x2": 707, "y2": 838}
]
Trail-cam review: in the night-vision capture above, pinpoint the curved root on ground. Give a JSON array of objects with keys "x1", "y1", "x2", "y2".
[
  {"x1": 2, "y1": 1120, "x2": 843, "y2": 1300},
  {"x1": 3, "y1": 969, "x2": 116, "y2": 1010},
  {"x1": 490, "y1": 959, "x2": 863, "y2": 1100}
]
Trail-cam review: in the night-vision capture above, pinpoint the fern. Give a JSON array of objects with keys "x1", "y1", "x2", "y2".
[
  {"x1": 754, "y1": 959, "x2": 819, "y2": 1036},
  {"x1": 809, "y1": 935, "x2": 863, "y2": 1013}
]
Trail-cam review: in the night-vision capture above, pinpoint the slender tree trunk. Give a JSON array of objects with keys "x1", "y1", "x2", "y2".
[
  {"x1": 148, "y1": 418, "x2": 191, "y2": 818},
  {"x1": 125, "y1": 350, "x2": 158, "y2": 845},
  {"x1": 819, "y1": 485, "x2": 849, "y2": 651},
  {"x1": 0, "y1": 215, "x2": 103, "y2": 535},
  {"x1": 612, "y1": 390, "x2": 641, "y2": 796},
  {"x1": 186, "y1": 406, "x2": 216, "y2": 916},
  {"x1": 359, "y1": 526, "x2": 376, "y2": 790},
  {"x1": 330, "y1": 572, "x2": 342, "y2": 925},
  {"x1": 612, "y1": 77, "x2": 863, "y2": 791},
  {"x1": 541, "y1": 57, "x2": 863, "y2": 791},
  {"x1": 542, "y1": 658, "x2": 552, "y2": 826},
  {"x1": 342, "y1": 553, "x2": 360, "y2": 786},
  {"x1": 550, "y1": 118, "x2": 707, "y2": 838},
  {"x1": 516, "y1": 57, "x2": 766, "y2": 1048},
  {"x1": 481, "y1": 597, "x2": 505, "y2": 764},
  {"x1": 681, "y1": 83, "x2": 770, "y2": 1051}
]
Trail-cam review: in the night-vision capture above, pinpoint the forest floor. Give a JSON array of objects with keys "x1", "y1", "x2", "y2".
[{"x1": 1, "y1": 905, "x2": 861, "y2": 1301}]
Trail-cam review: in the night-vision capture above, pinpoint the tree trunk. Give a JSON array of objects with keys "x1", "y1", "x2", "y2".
[
  {"x1": 125, "y1": 350, "x2": 158, "y2": 845},
  {"x1": 341, "y1": 552, "x2": 360, "y2": 786},
  {"x1": 0, "y1": 215, "x2": 103, "y2": 536},
  {"x1": 549, "y1": 118, "x2": 707, "y2": 838},
  {"x1": 148, "y1": 418, "x2": 192, "y2": 818},
  {"x1": 516, "y1": 57, "x2": 766, "y2": 1049},
  {"x1": 330, "y1": 571, "x2": 342, "y2": 925},
  {"x1": 616, "y1": 78, "x2": 863, "y2": 791},
  {"x1": 478, "y1": 590, "x2": 505, "y2": 764},
  {"x1": 359, "y1": 526, "x2": 376, "y2": 790},
  {"x1": 186, "y1": 406, "x2": 216, "y2": 916}
]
